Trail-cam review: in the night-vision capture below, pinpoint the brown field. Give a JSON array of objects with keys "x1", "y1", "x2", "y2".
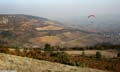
[
  {"x1": 30, "y1": 36, "x2": 63, "y2": 46},
  {"x1": 64, "y1": 50, "x2": 118, "y2": 58},
  {"x1": 35, "y1": 25, "x2": 64, "y2": 31}
]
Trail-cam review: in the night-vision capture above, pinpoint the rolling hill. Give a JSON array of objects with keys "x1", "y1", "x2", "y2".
[{"x1": 0, "y1": 14, "x2": 119, "y2": 48}]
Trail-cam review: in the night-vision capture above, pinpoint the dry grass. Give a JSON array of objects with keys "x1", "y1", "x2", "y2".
[
  {"x1": 30, "y1": 36, "x2": 62, "y2": 46},
  {"x1": 0, "y1": 53, "x2": 110, "y2": 72},
  {"x1": 35, "y1": 25, "x2": 64, "y2": 31}
]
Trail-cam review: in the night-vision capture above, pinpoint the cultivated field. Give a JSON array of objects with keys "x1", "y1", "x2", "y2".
[{"x1": 64, "y1": 49, "x2": 118, "y2": 58}]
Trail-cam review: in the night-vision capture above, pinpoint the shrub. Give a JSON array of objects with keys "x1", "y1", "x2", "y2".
[
  {"x1": 96, "y1": 51, "x2": 102, "y2": 59},
  {"x1": 50, "y1": 52, "x2": 70, "y2": 64},
  {"x1": 0, "y1": 48, "x2": 9, "y2": 53},
  {"x1": 44, "y1": 44, "x2": 52, "y2": 52},
  {"x1": 75, "y1": 62, "x2": 81, "y2": 66},
  {"x1": 117, "y1": 52, "x2": 120, "y2": 58},
  {"x1": 81, "y1": 50, "x2": 85, "y2": 56},
  {"x1": 116, "y1": 60, "x2": 120, "y2": 72}
]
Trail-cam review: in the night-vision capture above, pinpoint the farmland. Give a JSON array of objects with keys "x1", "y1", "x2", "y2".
[{"x1": 64, "y1": 49, "x2": 118, "y2": 58}]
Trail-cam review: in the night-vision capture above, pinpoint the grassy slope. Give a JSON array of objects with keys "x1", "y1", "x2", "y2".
[{"x1": 0, "y1": 53, "x2": 110, "y2": 72}]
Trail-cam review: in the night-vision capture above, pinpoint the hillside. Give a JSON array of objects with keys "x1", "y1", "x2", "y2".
[
  {"x1": 0, "y1": 53, "x2": 110, "y2": 72},
  {"x1": 0, "y1": 14, "x2": 119, "y2": 48}
]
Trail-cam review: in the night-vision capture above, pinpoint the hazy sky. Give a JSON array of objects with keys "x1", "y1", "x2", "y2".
[{"x1": 0, "y1": 0, "x2": 120, "y2": 23}]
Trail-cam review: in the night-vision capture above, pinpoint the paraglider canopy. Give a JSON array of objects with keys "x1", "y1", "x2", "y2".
[
  {"x1": 88, "y1": 15, "x2": 96, "y2": 23},
  {"x1": 88, "y1": 15, "x2": 95, "y2": 18}
]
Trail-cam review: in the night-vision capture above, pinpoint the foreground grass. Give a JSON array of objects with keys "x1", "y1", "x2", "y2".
[
  {"x1": 0, "y1": 47, "x2": 119, "y2": 72},
  {"x1": 0, "y1": 53, "x2": 110, "y2": 72}
]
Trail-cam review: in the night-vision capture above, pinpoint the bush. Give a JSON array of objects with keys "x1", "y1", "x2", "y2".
[
  {"x1": 44, "y1": 44, "x2": 52, "y2": 52},
  {"x1": 0, "y1": 48, "x2": 9, "y2": 53},
  {"x1": 117, "y1": 52, "x2": 120, "y2": 58},
  {"x1": 75, "y1": 62, "x2": 81, "y2": 66},
  {"x1": 96, "y1": 51, "x2": 102, "y2": 59},
  {"x1": 81, "y1": 50, "x2": 85, "y2": 56},
  {"x1": 50, "y1": 52, "x2": 70, "y2": 64},
  {"x1": 15, "y1": 48, "x2": 20, "y2": 55}
]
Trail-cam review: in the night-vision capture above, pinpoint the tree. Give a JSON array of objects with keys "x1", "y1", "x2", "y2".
[
  {"x1": 44, "y1": 44, "x2": 52, "y2": 52},
  {"x1": 96, "y1": 51, "x2": 102, "y2": 59}
]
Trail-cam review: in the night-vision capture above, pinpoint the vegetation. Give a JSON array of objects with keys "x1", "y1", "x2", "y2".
[
  {"x1": 81, "y1": 49, "x2": 85, "y2": 56},
  {"x1": 50, "y1": 52, "x2": 70, "y2": 64},
  {"x1": 61, "y1": 43, "x2": 120, "y2": 51},
  {"x1": 116, "y1": 60, "x2": 120, "y2": 72},
  {"x1": 0, "y1": 31, "x2": 16, "y2": 38},
  {"x1": 0, "y1": 43, "x2": 119, "y2": 72},
  {"x1": 96, "y1": 51, "x2": 102, "y2": 59},
  {"x1": 117, "y1": 52, "x2": 120, "y2": 58},
  {"x1": 44, "y1": 43, "x2": 52, "y2": 52}
]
